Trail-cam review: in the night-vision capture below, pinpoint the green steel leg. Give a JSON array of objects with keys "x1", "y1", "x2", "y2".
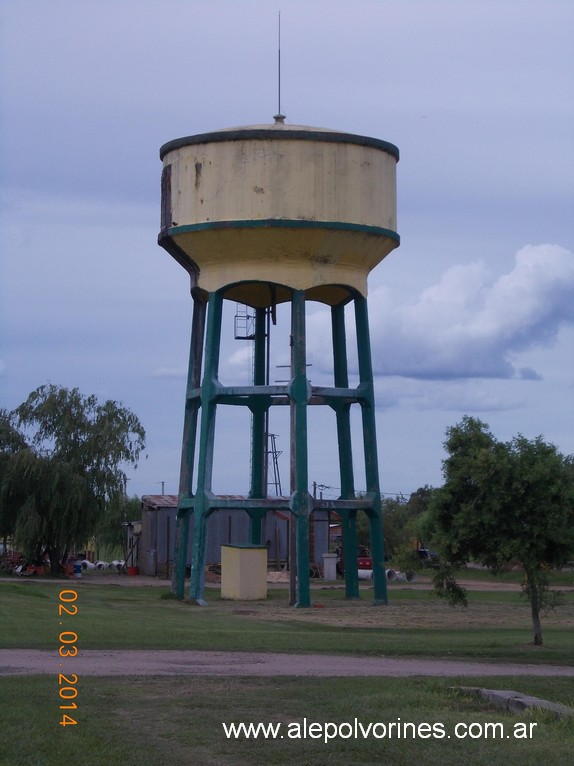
[
  {"x1": 331, "y1": 304, "x2": 355, "y2": 497},
  {"x1": 341, "y1": 509, "x2": 359, "y2": 597},
  {"x1": 355, "y1": 295, "x2": 388, "y2": 605},
  {"x1": 290, "y1": 290, "x2": 311, "y2": 608},
  {"x1": 295, "y1": 500, "x2": 311, "y2": 607},
  {"x1": 189, "y1": 509, "x2": 209, "y2": 605},
  {"x1": 189, "y1": 291, "x2": 223, "y2": 604},
  {"x1": 331, "y1": 303, "x2": 360, "y2": 598},
  {"x1": 249, "y1": 307, "x2": 269, "y2": 546},
  {"x1": 173, "y1": 293, "x2": 206, "y2": 598},
  {"x1": 368, "y1": 506, "x2": 387, "y2": 605},
  {"x1": 172, "y1": 509, "x2": 190, "y2": 600},
  {"x1": 249, "y1": 307, "x2": 267, "y2": 489},
  {"x1": 248, "y1": 510, "x2": 266, "y2": 545}
]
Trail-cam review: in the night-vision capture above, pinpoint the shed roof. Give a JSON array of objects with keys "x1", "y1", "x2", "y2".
[{"x1": 141, "y1": 494, "x2": 178, "y2": 510}]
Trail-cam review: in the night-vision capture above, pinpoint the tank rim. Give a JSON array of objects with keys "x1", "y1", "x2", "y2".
[{"x1": 159, "y1": 125, "x2": 399, "y2": 162}]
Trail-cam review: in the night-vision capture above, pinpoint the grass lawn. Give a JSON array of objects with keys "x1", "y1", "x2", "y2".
[
  {"x1": 0, "y1": 674, "x2": 572, "y2": 766},
  {"x1": 1, "y1": 578, "x2": 573, "y2": 663},
  {"x1": 447, "y1": 567, "x2": 574, "y2": 587}
]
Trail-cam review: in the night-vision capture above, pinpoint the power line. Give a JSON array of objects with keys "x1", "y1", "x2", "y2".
[{"x1": 312, "y1": 483, "x2": 410, "y2": 499}]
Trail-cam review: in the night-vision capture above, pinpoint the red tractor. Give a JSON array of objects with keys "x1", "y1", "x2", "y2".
[{"x1": 336, "y1": 544, "x2": 373, "y2": 576}]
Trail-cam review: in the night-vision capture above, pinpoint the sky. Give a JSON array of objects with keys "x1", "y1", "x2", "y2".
[{"x1": 1, "y1": 0, "x2": 573, "y2": 501}]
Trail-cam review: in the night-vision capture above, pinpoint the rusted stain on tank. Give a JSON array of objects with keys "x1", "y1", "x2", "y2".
[
  {"x1": 310, "y1": 253, "x2": 334, "y2": 265},
  {"x1": 195, "y1": 162, "x2": 203, "y2": 189}
]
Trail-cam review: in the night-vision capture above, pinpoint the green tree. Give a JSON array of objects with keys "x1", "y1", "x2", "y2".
[
  {"x1": 1, "y1": 385, "x2": 145, "y2": 574},
  {"x1": 354, "y1": 488, "x2": 434, "y2": 560},
  {"x1": 427, "y1": 416, "x2": 574, "y2": 645},
  {"x1": 403, "y1": 485, "x2": 435, "y2": 549},
  {"x1": 354, "y1": 497, "x2": 406, "y2": 552},
  {"x1": 95, "y1": 494, "x2": 142, "y2": 558},
  {"x1": 378, "y1": 496, "x2": 407, "y2": 555},
  {"x1": 0, "y1": 409, "x2": 29, "y2": 547}
]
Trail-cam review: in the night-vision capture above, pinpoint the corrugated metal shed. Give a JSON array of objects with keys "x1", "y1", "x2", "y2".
[{"x1": 138, "y1": 494, "x2": 328, "y2": 578}]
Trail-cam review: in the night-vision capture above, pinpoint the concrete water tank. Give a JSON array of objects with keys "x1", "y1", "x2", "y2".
[{"x1": 159, "y1": 122, "x2": 399, "y2": 306}]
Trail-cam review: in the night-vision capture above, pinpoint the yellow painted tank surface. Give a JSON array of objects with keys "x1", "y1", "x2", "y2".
[{"x1": 159, "y1": 122, "x2": 399, "y2": 307}]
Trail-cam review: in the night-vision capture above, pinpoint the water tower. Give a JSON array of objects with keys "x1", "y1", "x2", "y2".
[{"x1": 159, "y1": 118, "x2": 399, "y2": 606}]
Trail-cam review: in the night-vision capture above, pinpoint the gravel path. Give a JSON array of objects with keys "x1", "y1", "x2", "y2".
[{"x1": 1, "y1": 649, "x2": 573, "y2": 677}]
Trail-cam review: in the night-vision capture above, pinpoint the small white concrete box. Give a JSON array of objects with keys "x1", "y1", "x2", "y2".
[
  {"x1": 322, "y1": 553, "x2": 338, "y2": 582},
  {"x1": 220, "y1": 544, "x2": 268, "y2": 600}
]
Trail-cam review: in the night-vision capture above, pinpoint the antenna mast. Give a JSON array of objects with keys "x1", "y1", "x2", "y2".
[{"x1": 274, "y1": 11, "x2": 285, "y2": 123}]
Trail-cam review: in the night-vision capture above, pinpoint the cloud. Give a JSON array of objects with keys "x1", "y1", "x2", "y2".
[
  {"x1": 378, "y1": 377, "x2": 526, "y2": 413},
  {"x1": 310, "y1": 244, "x2": 574, "y2": 382},
  {"x1": 308, "y1": 244, "x2": 574, "y2": 380},
  {"x1": 227, "y1": 346, "x2": 253, "y2": 369}
]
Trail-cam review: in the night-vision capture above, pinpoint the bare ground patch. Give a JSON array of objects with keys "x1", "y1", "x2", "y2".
[{"x1": 216, "y1": 588, "x2": 574, "y2": 632}]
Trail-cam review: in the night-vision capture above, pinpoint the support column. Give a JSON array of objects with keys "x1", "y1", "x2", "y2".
[
  {"x1": 173, "y1": 292, "x2": 207, "y2": 598},
  {"x1": 290, "y1": 290, "x2": 311, "y2": 608},
  {"x1": 341, "y1": 509, "x2": 359, "y2": 597},
  {"x1": 172, "y1": 511, "x2": 189, "y2": 600},
  {"x1": 189, "y1": 291, "x2": 224, "y2": 604},
  {"x1": 355, "y1": 295, "x2": 388, "y2": 605},
  {"x1": 331, "y1": 303, "x2": 359, "y2": 598},
  {"x1": 248, "y1": 307, "x2": 268, "y2": 545}
]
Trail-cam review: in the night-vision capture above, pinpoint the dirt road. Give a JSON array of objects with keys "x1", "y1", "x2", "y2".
[{"x1": 1, "y1": 649, "x2": 573, "y2": 677}]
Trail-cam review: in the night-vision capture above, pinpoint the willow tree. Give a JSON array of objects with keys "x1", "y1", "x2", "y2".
[
  {"x1": 427, "y1": 416, "x2": 574, "y2": 646},
  {"x1": 0, "y1": 409, "x2": 28, "y2": 547},
  {"x1": 1, "y1": 385, "x2": 145, "y2": 573}
]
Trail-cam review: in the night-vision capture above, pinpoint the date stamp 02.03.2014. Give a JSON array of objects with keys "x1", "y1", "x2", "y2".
[{"x1": 57, "y1": 588, "x2": 79, "y2": 727}]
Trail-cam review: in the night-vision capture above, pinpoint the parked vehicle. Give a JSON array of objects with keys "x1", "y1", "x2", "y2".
[
  {"x1": 336, "y1": 545, "x2": 373, "y2": 576},
  {"x1": 417, "y1": 548, "x2": 440, "y2": 567}
]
